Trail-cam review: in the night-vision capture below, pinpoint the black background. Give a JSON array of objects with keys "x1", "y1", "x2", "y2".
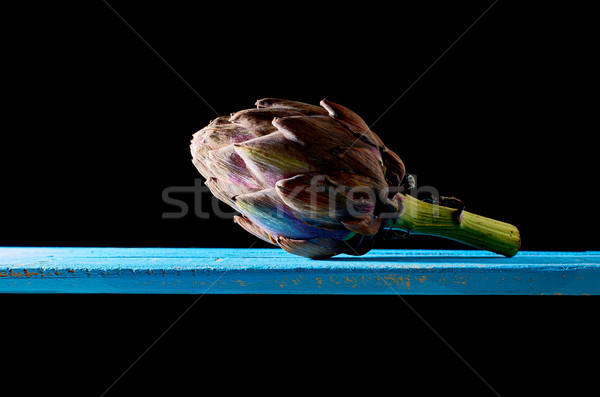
[{"x1": 2, "y1": 1, "x2": 597, "y2": 395}]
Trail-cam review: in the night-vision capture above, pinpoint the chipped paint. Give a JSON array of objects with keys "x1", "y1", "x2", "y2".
[
  {"x1": 235, "y1": 280, "x2": 248, "y2": 287},
  {"x1": 1, "y1": 248, "x2": 599, "y2": 294},
  {"x1": 23, "y1": 269, "x2": 38, "y2": 277},
  {"x1": 315, "y1": 277, "x2": 322, "y2": 288},
  {"x1": 9, "y1": 269, "x2": 25, "y2": 277}
]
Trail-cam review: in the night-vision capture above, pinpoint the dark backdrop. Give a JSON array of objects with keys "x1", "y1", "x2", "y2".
[
  {"x1": 2, "y1": 0, "x2": 596, "y2": 251},
  {"x1": 2, "y1": 1, "x2": 597, "y2": 396}
]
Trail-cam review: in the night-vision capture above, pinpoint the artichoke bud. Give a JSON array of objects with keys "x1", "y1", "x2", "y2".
[
  {"x1": 191, "y1": 98, "x2": 521, "y2": 259},
  {"x1": 190, "y1": 98, "x2": 403, "y2": 259}
]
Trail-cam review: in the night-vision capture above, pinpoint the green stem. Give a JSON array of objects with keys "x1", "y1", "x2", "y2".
[{"x1": 387, "y1": 194, "x2": 521, "y2": 257}]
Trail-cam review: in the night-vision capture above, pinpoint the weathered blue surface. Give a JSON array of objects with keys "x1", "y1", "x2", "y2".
[{"x1": 0, "y1": 248, "x2": 598, "y2": 294}]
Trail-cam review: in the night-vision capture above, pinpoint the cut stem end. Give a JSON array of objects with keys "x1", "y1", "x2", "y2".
[{"x1": 387, "y1": 194, "x2": 521, "y2": 257}]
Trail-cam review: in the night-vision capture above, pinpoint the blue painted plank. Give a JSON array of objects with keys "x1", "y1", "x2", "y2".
[{"x1": 1, "y1": 248, "x2": 598, "y2": 294}]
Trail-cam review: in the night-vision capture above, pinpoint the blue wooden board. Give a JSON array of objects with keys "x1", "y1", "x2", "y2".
[{"x1": 0, "y1": 247, "x2": 598, "y2": 294}]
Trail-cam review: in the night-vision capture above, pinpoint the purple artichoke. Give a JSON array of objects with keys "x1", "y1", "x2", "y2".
[{"x1": 191, "y1": 98, "x2": 520, "y2": 259}]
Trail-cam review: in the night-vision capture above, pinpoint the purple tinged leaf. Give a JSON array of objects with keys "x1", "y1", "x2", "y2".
[
  {"x1": 229, "y1": 108, "x2": 305, "y2": 136},
  {"x1": 206, "y1": 145, "x2": 261, "y2": 190},
  {"x1": 320, "y1": 99, "x2": 385, "y2": 149},
  {"x1": 191, "y1": 156, "x2": 213, "y2": 180},
  {"x1": 205, "y1": 177, "x2": 255, "y2": 210},
  {"x1": 275, "y1": 173, "x2": 345, "y2": 230},
  {"x1": 341, "y1": 215, "x2": 382, "y2": 235},
  {"x1": 208, "y1": 116, "x2": 232, "y2": 126},
  {"x1": 233, "y1": 215, "x2": 275, "y2": 245},
  {"x1": 276, "y1": 172, "x2": 383, "y2": 231},
  {"x1": 382, "y1": 148, "x2": 406, "y2": 190},
  {"x1": 190, "y1": 132, "x2": 214, "y2": 179},
  {"x1": 335, "y1": 146, "x2": 385, "y2": 183},
  {"x1": 234, "y1": 188, "x2": 352, "y2": 241},
  {"x1": 272, "y1": 114, "x2": 358, "y2": 148},
  {"x1": 233, "y1": 132, "x2": 316, "y2": 188},
  {"x1": 201, "y1": 124, "x2": 259, "y2": 150},
  {"x1": 276, "y1": 236, "x2": 347, "y2": 259},
  {"x1": 255, "y1": 98, "x2": 329, "y2": 115}
]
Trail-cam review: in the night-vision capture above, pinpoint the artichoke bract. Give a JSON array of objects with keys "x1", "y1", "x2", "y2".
[{"x1": 191, "y1": 98, "x2": 521, "y2": 259}]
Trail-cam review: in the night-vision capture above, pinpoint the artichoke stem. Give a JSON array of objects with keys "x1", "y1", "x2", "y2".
[{"x1": 387, "y1": 194, "x2": 521, "y2": 257}]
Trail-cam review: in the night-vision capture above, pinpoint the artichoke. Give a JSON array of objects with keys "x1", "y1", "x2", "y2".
[{"x1": 190, "y1": 98, "x2": 521, "y2": 259}]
